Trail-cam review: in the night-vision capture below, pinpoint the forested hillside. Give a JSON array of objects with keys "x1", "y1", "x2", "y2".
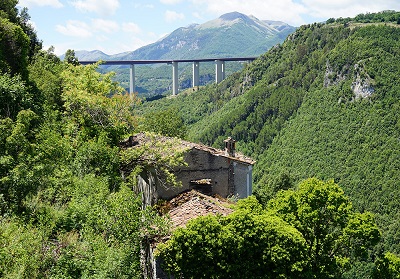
[
  {"x1": 2, "y1": 1, "x2": 400, "y2": 277},
  {"x1": 140, "y1": 10, "x2": 400, "y2": 272}
]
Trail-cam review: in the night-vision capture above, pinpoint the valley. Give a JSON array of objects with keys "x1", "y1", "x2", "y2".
[
  {"x1": 1, "y1": 2, "x2": 400, "y2": 277},
  {"x1": 68, "y1": 12, "x2": 296, "y2": 97}
]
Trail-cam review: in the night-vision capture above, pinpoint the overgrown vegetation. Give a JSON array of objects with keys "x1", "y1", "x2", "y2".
[
  {"x1": 140, "y1": 10, "x2": 400, "y2": 278},
  {"x1": 1, "y1": 2, "x2": 400, "y2": 277},
  {"x1": 0, "y1": 2, "x2": 181, "y2": 277},
  {"x1": 157, "y1": 179, "x2": 381, "y2": 278}
]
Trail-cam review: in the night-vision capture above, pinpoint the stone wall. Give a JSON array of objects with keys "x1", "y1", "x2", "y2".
[
  {"x1": 156, "y1": 148, "x2": 234, "y2": 199},
  {"x1": 233, "y1": 163, "x2": 253, "y2": 198},
  {"x1": 138, "y1": 147, "x2": 253, "y2": 202}
]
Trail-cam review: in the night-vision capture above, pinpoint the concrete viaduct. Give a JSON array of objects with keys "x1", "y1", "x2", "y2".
[{"x1": 80, "y1": 57, "x2": 257, "y2": 96}]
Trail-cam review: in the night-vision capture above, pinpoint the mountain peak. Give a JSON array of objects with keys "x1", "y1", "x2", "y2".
[
  {"x1": 219, "y1": 12, "x2": 249, "y2": 22},
  {"x1": 198, "y1": 12, "x2": 256, "y2": 29}
]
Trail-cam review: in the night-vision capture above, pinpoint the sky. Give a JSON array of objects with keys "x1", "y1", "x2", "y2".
[{"x1": 17, "y1": 0, "x2": 400, "y2": 56}]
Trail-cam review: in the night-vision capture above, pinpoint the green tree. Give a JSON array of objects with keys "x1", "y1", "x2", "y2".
[
  {"x1": 157, "y1": 196, "x2": 309, "y2": 279},
  {"x1": 142, "y1": 106, "x2": 187, "y2": 138},
  {"x1": 0, "y1": 73, "x2": 32, "y2": 119},
  {"x1": 64, "y1": 49, "x2": 79, "y2": 66},
  {"x1": 61, "y1": 62, "x2": 138, "y2": 142},
  {"x1": 17, "y1": 7, "x2": 42, "y2": 59},
  {"x1": 0, "y1": 0, "x2": 18, "y2": 22},
  {"x1": 373, "y1": 252, "x2": 400, "y2": 279},
  {"x1": 267, "y1": 178, "x2": 381, "y2": 278},
  {"x1": 0, "y1": 109, "x2": 40, "y2": 213},
  {"x1": 0, "y1": 17, "x2": 29, "y2": 78},
  {"x1": 28, "y1": 47, "x2": 64, "y2": 110}
]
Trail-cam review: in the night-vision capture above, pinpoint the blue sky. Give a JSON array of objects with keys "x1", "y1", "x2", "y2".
[{"x1": 17, "y1": 0, "x2": 400, "y2": 55}]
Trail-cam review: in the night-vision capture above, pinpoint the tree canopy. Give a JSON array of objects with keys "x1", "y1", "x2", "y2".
[
  {"x1": 157, "y1": 178, "x2": 381, "y2": 278},
  {"x1": 0, "y1": 4, "x2": 399, "y2": 277}
]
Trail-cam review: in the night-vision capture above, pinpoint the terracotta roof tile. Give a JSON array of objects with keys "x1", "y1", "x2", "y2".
[{"x1": 163, "y1": 190, "x2": 234, "y2": 229}]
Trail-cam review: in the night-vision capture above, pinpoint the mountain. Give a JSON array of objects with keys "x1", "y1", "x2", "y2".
[
  {"x1": 68, "y1": 12, "x2": 295, "y2": 97},
  {"x1": 71, "y1": 12, "x2": 295, "y2": 61},
  {"x1": 118, "y1": 12, "x2": 295, "y2": 60},
  {"x1": 60, "y1": 49, "x2": 109, "y2": 61},
  {"x1": 138, "y1": 10, "x2": 400, "y2": 265}
]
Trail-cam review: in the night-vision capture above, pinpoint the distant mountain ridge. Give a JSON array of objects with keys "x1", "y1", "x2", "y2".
[{"x1": 69, "y1": 12, "x2": 295, "y2": 61}]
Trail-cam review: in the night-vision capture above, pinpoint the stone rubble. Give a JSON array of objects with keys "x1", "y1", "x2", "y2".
[{"x1": 165, "y1": 190, "x2": 234, "y2": 229}]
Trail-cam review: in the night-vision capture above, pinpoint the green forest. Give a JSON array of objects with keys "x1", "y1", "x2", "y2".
[{"x1": 1, "y1": 1, "x2": 400, "y2": 277}]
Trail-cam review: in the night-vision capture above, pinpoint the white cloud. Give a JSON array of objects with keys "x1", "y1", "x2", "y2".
[
  {"x1": 190, "y1": 0, "x2": 400, "y2": 26},
  {"x1": 48, "y1": 42, "x2": 76, "y2": 56},
  {"x1": 302, "y1": 0, "x2": 400, "y2": 19},
  {"x1": 134, "y1": 3, "x2": 155, "y2": 9},
  {"x1": 18, "y1": 0, "x2": 63, "y2": 8},
  {"x1": 91, "y1": 19, "x2": 119, "y2": 33},
  {"x1": 71, "y1": 0, "x2": 120, "y2": 16},
  {"x1": 160, "y1": 0, "x2": 183, "y2": 4},
  {"x1": 122, "y1": 22, "x2": 141, "y2": 34},
  {"x1": 191, "y1": 0, "x2": 307, "y2": 26},
  {"x1": 165, "y1": 10, "x2": 185, "y2": 23},
  {"x1": 28, "y1": 20, "x2": 37, "y2": 30},
  {"x1": 56, "y1": 20, "x2": 93, "y2": 38},
  {"x1": 96, "y1": 34, "x2": 110, "y2": 42},
  {"x1": 192, "y1": 12, "x2": 203, "y2": 20},
  {"x1": 115, "y1": 37, "x2": 152, "y2": 53}
]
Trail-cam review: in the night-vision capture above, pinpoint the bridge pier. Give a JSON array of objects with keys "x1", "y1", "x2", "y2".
[
  {"x1": 129, "y1": 64, "x2": 135, "y2": 96},
  {"x1": 215, "y1": 60, "x2": 225, "y2": 83},
  {"x1": 80, "y1": 57, "x2": 257, "y2": 96},
  {"x1": 172, "y1": 61, "x2": 178, "y2": 96},
  {"x1": 193, "y1": 62, "x2": 199, "y2": 87}
]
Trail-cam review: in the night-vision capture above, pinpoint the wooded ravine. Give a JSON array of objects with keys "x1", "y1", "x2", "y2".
[{"x1": 1, "y1": 1, "x2": 400, "y2": 277}]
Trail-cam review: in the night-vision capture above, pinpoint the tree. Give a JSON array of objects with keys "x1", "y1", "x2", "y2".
[
  {"x1": 1, "y1": 2, "x2": 41, "y2": 65},
  {"x1": 142, "y1": 106, "x2": 187, "y2": 138},
  {"x1": 0, "y1": 73, "x2": 32, "y2": 119},
  {"x1": 0, "y1": 109, "x2": 40, "y2": 213},
  {"x1": 0, "y1": 0, "x2": 19, "y2": 23},
  {"x1": 254, "y1": 171, "x2": 295, "y2": 204},
  {"x1": 28, "y1": 47, "x2": 64, "y2": 110},
  {"x1": 17, "y1": 7, "x2": 42, "y2": 59},
  {"x1": 60, "y1": 62, "x2": 138, "y2": 142},
  {"x1": 373, "y1": 252, "x2": 400, "y2": 279},
  {"x1": 0, "y1": 17, "x2": 29, "y2": 78},
  {"x1": 64, "y1": 49, "x2": 79, "y2": 66},
  {"x1": 267, "y1": 178, "x2": 381, "y2": 278},
  {"x1": 156, "y1": 196, "x2": 310, "y2": 279}
]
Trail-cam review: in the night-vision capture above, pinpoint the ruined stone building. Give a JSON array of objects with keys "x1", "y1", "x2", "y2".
[
  {"x1": 121, "y1": 133, "x2": 255, "y2": 207},
  {"x1": 120, "y1": 133, "x2": 255, "y2": 278}
]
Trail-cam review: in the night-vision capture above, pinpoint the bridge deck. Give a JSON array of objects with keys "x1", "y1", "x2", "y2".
[
  {"x1": 79, "y1": 57, "x2": 257, "y2": 65},
  {"x1": 79, "y1": 57, "x2": 258, "y2": 95}
]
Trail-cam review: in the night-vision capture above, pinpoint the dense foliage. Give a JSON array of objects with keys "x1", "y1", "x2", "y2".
[
  {"x1": 0, "y1": 52, "x2": 148, "y2": 276},
  {"x1": 157, "y1": 179, "x2": 380, "y2": 278},
  {"x1": 0, "y1": 3, "x2": 182, "y2": 277},
  {"x1": 1, "y1": 3, "x2": 400, "y2": 277},
  {"x1": 140, "y1": 10, "x2": 400, "y2": 277}
]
